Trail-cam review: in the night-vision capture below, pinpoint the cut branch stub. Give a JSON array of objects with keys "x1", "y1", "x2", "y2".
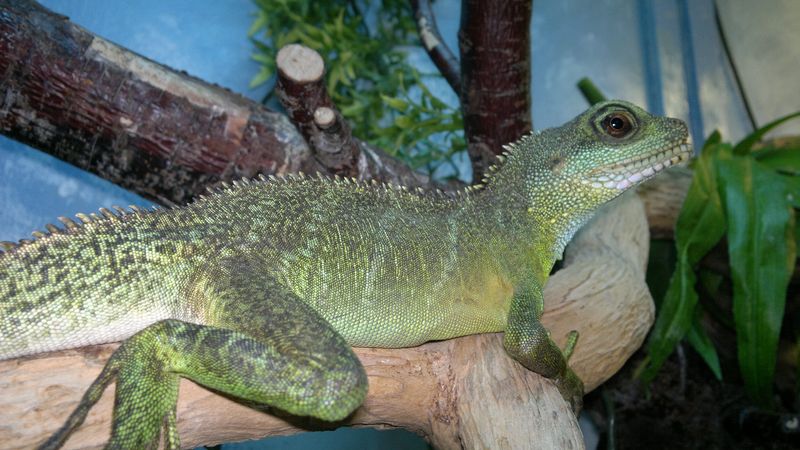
[
  {"x1": 314, "y1": 107, "x2": 337, "y2": 129},
  {"x1": 276, "y1": 44, "x2": 361, "y2": 177}
]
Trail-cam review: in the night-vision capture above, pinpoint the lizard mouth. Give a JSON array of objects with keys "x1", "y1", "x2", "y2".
[{"x1": 583, "y1": 139, "x2": 692, "y2": 190}]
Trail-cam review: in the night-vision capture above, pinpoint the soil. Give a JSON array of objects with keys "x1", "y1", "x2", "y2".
[{"x1": 585, "y1": 348, "x2": 799, "y2": 449}]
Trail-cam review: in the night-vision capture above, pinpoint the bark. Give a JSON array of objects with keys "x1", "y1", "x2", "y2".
[
  {"x1": 0, "y1": 194, "x2": 654, "y2": 449},
  {"x1": 458, "y1": 0, "x2": 533, "y2": 181},
  {"x1": 0, "y1": 1, "x2": 429, "y2": 206}
]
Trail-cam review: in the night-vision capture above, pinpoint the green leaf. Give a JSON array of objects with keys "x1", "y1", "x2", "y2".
[
  {"x1": 705, "y1": 130, "x2": 722, "y2": 148},
  {"x1": 686, "y1": 311, "x2": 722, "y2": 380},
  {"x1": 776, "y1": 175, "x2": 800, "y2": 208},
  {"x1": 754, "y1": 146, "x2": 800, "y2": 175},
  {"x1": 787, "y1": 209, "x2": 798, "y2": 289},
  {"x1": 249, "y1": 68, "x2": 273, "y2": 88},
  {"x1": 393, "y1": 115, "x2": 413, "y2": 128},
  {"x1": 716, "y1": 155, "x2": 794, "y2": 407},
  {"x1": 248, "y1": 11, "x2": 267, "y2": 36},
  {"x1": 733, "y1": 111, "x2": 800, "y2": 154},
  {"x1": 640, "y1": 142, "x2": 727, "y2": 382},
  {"x1": 676, "y1": 143, "x2": 730, "y2": 263},
  {"x1": 251, "y1": 52, "x2": 273, "y2": 65},
  {"x1": 646, "y1": 240, "x2": 677, "y2": 309},
  {"x1": 640, "y1": 258, "x2": 700, "y2": 382}
]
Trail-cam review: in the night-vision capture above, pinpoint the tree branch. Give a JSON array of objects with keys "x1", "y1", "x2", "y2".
[
  {"x1": 458, "y1": 0, "x2": 533, "y2": 180},
  {"x1": 0, "y1": 1, "x2": 691, "y2": 236},
  {"x1": 410, "y1": 0, "x2": 462, "y2": 94}
]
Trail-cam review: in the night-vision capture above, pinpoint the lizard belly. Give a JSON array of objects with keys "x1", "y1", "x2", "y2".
[{"x1": 300, "y1": 267, "x2": 513, "y2": 348}]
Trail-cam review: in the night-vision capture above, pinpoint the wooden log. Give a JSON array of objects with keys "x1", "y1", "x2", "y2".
[
  {"x1": 0, "y1": 1, "x2": 430, "y2": 205},
  {"x1": 637, "y1": 168, "x2": 692, "y2": 239},
  {"x1": 0, "y1": 194, "x2": 653, "y2": 449}
]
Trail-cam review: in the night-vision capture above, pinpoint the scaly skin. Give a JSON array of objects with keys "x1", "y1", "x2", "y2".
[{"x1": 0, "y1": 100, "x2": 690, "y2": 449}]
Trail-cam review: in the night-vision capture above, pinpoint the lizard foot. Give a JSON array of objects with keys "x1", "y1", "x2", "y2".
[{"x1": 554, "y1": 366, "x2": 584, "y2": 414}]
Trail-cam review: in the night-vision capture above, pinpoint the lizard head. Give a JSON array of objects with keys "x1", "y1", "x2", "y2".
[
  {"x1": 536, "y1": 99, "x2": 691, "y2": 199},
  {"x1": 489, "y1": 100, "x2": 691, "y2": 259}
]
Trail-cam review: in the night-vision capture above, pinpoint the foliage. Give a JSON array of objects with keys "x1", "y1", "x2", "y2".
[
  {"x1": 249, "y1": 0, "x2": 465, "y2": 178},
  {"x1": 640, "y1": 112, "x2": 800, "y2": 408}
]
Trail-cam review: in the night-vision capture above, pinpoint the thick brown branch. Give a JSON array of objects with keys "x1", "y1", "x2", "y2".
[
  {"x1": 458, "y1": 0, "x2": 533, "y2": 180},
  {"x1": 410, "y1": 0, "x2": 462, "y2": 94},
  {"x1": 275, "y1": 44, "x2": 360, "y2": 177},
  {"x1": 0, "y1": 1, "x2": 428, "y2": 205}
]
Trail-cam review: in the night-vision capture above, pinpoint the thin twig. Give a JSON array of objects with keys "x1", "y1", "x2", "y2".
[{"x1": 410, "y1": 0, "x2": 461, "y2": 94}]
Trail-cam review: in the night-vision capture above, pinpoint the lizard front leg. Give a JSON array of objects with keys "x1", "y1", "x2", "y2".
[
  {"x1": 42, "y1": 255, "x2": 367, "y2": 449},
  {"x1": 502, "y1": 279, "x2": 584, "y2": 413}
]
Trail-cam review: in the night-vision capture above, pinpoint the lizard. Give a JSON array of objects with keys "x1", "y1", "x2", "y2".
[{"x1": 0, "y1": 100, "x2": 690, "y2": 449}]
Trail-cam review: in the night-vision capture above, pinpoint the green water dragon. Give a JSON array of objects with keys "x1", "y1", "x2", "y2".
[{"x1": 0, "y1": 100, "x2": 690, "y2": 448}]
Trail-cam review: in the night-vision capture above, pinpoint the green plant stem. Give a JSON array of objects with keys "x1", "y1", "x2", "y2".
[{"x1": 577, "y1": 78, "x2": 607, "y2": 105}]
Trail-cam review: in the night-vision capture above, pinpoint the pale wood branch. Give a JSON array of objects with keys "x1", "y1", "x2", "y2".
[{"x1": 0, "y1": 194, "x2": 653, "y2": 449}]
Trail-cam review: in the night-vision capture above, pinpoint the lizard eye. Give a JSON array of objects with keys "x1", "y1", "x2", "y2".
[{"x1": 602, "y1": 112, "x2": 634, "y2": 138}]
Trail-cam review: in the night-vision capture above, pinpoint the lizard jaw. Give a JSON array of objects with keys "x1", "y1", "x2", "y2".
[{"x1": 582, "y1": 140, "x2": 692, "y2": 190}]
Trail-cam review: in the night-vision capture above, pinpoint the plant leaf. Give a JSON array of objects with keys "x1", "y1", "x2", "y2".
[
  {"x1": 716, "y1": 154, "x2": 794, "y2": 407},
  {"x1": 576, "y1": 77, "x2": 607, "y2": 105},
  {"x1": 733, "y1": 111, "x2": 800, "y2": 155},
  {"x1": 686, "y1": 310, "x2": 722, "y2": 380},
  {"x1": 754, "y1": 145, "x2": 800, "y2": 175},
  {"x1": 640, "y1": 142, "x2": 727, "y2": 382}
]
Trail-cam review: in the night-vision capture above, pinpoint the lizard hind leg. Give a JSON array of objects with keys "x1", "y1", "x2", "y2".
[
  {"x1": 39, "y1": 321, "x2": 183, "y2": 450},
  {"x1": 43, "y1": 256, "x2": 367, "y2": 449},
  {"x1": 44, "y1": 316, "x2": 366, "y2": 449}
]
